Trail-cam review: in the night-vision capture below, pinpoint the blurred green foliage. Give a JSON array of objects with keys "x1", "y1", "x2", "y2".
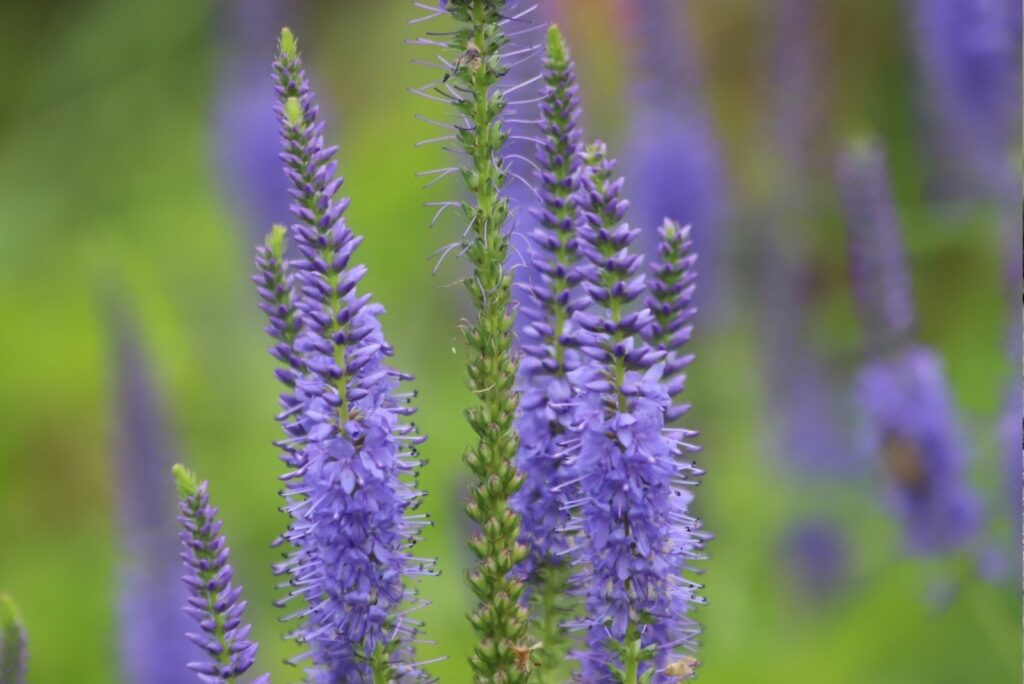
[{"x1": 0, "y1": 1, "x2": 1017, "y2": 682}]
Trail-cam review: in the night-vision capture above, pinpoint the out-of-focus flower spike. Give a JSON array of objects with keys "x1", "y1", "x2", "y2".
[
  {"x1": 108, "y1": 305, "x2": 192, "y2": 683},
  {"x1": 838, "y1": 140, "x2": 982, "y2": 555},
  {"x1": 0, "y1": 595, "x2": 27, "y2": 684},
  {"x1": 412, "y1": 3, "x2": 532, "y2": 680},
  {"x1": 173, "y1": 465, "x2": 266, "y2": 684},
  {"x1": 852, "y1": 346, "x2": 982, "y2": 554},
  {"x1": 261, "y1": 28, "x2": 435, "y2": 681},
  {"x1": 213, "y1": 0, "x2": 293, "y2": 246},
  {"x1": 509, "y1": 23, "x2": 584, "y2": 677},
  {"x1": 909, "y1": 0, "x2": 1022, "y2": 200},
  {"x1": 625, "y1": 0, "x2": 730, "y2": 314},
  {"x1": 836, "y1": 141, "x2": 915, "y2": 351}
]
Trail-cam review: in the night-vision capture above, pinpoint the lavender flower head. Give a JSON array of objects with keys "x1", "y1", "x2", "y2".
[
  {"x1": 910, "y1": 0, "x2": 1022, "y2": 198},
  {"x1": 839, "y1": 141, "x2": 981, "y2": 555},
  {"x1": 837, "y1": 142, "x2": 915, "y2": 351},
  {"x1": 0, "y1": 594, "x2": 27, "y2": 684},
  {"x1": 259, "y1": 29, "x2": 432, "y2": 682},
  {"x1": 853, "y1": 347, "x2": 981, "y2": 553},
  {"x1": 173, "y1": 465, "x2": 267, "y2": 684},
  {"x1": 566, "y1": 142, "x2": 707, "y2": 682}
]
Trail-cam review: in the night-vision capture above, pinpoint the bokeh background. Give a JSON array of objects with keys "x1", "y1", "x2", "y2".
[{"x1": 0, "y1": 1, "x2": 1020, "y2": 682}]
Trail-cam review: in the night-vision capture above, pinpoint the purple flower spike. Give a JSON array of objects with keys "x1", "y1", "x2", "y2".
[
  {"x1": 513, "y1": 23, "x2": 586, "y2": 575},
  {"x1": 854, "y1": 347, "x2": 981, "y2": 554},
  {"x1": 258, "y1": 29, "x2": 434, "y2": 681},
  {"x1": 836, "y1": 142, "x2": 915, "y2": 351},
  {"x1": 910, "y1": 0, "x2": 1021, "y2": 198},
  {"x1": 565, "y1": 141, "x2": 708, "y2": 683},
  {"x1": 108, "y1": 306, "x2": 191, "y2": 683},
  {"x1": 510, "y1": 24, "x2": 586, "y2": 672},
  {"x1": 644, "y1": 219, "x2": 697, "y2": 423},
  {"x1": 173, "y1": 466, "x2": 267, "y2": 684},
  {"x1": 839, "y1": 141, "x2": 982, "y2": 555}
]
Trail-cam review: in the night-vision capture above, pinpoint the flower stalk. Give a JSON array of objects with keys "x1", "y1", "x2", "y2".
[
  {"x1": 566, "y1": 141, "x2": 708, "y2": 683},
  {"x1": 417, "y1": 2, "x2": 533, "y2": 681},
  {"x1": 258, "y1": 28, "x2": 435, "y2": 681},
  {"x1": 510, "y1": 24, "x2": 584, "y2": 680},
  {"x1": 173, "y1": 465, "x2": 267, "y2": 684}
]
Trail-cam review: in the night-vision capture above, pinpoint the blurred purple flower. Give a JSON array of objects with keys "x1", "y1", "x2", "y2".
[
  {"x1": 837, "y1": 143, "x2": 916, "y2": 351},
  {"x1": 839, "y1": 141, "x2": 981, "y2": 555},
  {"x1": 173, "y1": 466, "x2": 268, "y2": 684},
  {"x1": 760, "y1": 246, "x2": 856, "y2": 476},
  {"x1": 500, "y1": 4, "x2": 551, "y2": 338},
  {"x1": 108, "y1": 307, "x2": 191, "y2": 684},
  {"x1": 769, "y1": 0, "x2": 832, "y2": 185},
  {"x1": 781, "y1": 520, "x2": 850, "y2": 599},
  {"x1": 758, "y1": 1, "x2": 856, "y2": 478},
  {"x1": 853, "y1": 346, "x2": 981, "y2": 554},
  {"x1": 212, "y1": 0, "x2": 294, "y2": 246},
  {"x1": 624, "y1": 0, "x2": 730, "y2": 313},
  {"x1": 910, "y1": 0, "x2": 1022, "y2": 199}
]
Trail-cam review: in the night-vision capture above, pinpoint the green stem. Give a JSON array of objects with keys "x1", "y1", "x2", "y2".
[{"x1": 622, "y1": 632, "x2": 641, "y2": 684}]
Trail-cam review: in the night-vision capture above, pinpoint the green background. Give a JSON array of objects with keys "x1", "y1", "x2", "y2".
[{"x1": 0, "y1": 1, "x2": 1018, "y2": 682}]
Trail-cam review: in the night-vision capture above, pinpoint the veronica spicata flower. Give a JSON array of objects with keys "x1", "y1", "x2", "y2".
[
  {"x1": 0, "y1": 594, "x2": 27, "y2": 684},
  {"x1": 508, "y1": 24, "x2": 586, "y2": 674},
  {"x1": 256, "y1": 29, "x2": 434, "y2": 682},
  {"x1": 173, "y1": 466, "x2": 268, "y2": 684},
  {"x1": 838, "y1": 142, "x2": 981, "y2": 554},
  {"x1": 566, "y1": 141, "x2": 707, "y2": 683}
]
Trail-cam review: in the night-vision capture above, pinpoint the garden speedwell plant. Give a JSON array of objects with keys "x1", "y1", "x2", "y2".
[{"x1": 1, "y1": 8, "x2": 709, "y2": 683}]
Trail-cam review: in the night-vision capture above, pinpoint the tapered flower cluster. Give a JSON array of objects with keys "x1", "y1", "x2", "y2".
[
  {"x1": 643, "y1": 219, "x2": 697, "y2": 423},
  {"x1": 254, "y1": 29, "x2": 433, "y2": 682},
  {"x1": 565, "y1": 142, "x2": 707, "y2": 683},
  {"x1": 173, "y1": 465, "x2": 267, "y2": 684},
  {"x1": 0, "y1": 594, "x2": 27, "y2": 684},
  {"x1": 508, "y1": 24, "x2": 585, "y2": 673},
  {"x1": 838, "y1": 141, "x2": 981, "y2": 554}
]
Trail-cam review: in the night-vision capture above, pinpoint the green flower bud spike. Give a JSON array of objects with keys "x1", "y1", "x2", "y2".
[{"x1": 411, "y1": 1, "x2": 537, "y2": 681}]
